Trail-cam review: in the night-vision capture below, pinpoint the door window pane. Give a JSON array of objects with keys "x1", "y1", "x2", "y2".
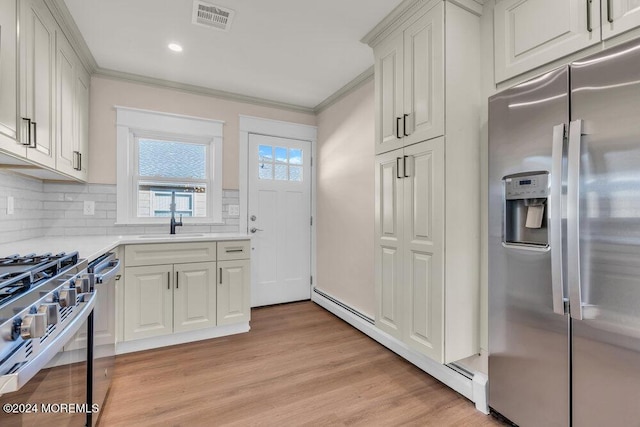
[
  {"x1": 259, "y1": 145, "x2": 273, "y2": 161},
  {"x1": 259, "y1": 163, "x2": 273, "y2": 180},
  {"x1": 289, "y1": 148, "x2": 303, "y2": 165},
  {"x1": 289, "y1": 166, "x2": 302, "y2": 182},
  {"x1": 275, "y1": 164, "x2": 288, "y2": 181},
  {"x1": 275, "y1": 147, "x2": 287, "y2": 163}
]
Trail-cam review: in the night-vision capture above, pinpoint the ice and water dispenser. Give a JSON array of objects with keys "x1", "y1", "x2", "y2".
[{"x1": 503, "y1": 172, "x2": 549, "y2": 247}]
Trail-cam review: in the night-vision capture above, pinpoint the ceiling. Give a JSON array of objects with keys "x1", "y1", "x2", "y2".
[{"x1": 62, "y1": 0, "x2": 404, "y2": 110}]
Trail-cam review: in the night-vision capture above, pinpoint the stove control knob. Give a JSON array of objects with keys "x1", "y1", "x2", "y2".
[
  {"x1": 38, "y1": 303, "x2": 59, "y2": 325},
  {"x1": 76, "y1": 276, "x2": 91, "y2": 294},
  {"x1": 20, "y1": 313, "x2": 47, "y2": 340},
  {"x1": 59, "y1": 288, "x2": 77, "y2": 307}
]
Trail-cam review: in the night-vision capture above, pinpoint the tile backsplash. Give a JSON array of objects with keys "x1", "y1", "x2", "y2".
[
  {"x1": 0, "y1": 171, "x2": 46, "y2": 244},
  {"x1": 0, "y1": 170, "x2": 240, "y2": 244}
]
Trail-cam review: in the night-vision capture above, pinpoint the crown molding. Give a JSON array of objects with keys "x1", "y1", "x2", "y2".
[
  {"x1": 449, "y1": 0, "x2": 484, "y2": 16},
  {"x1": 361, "y1": 0, "x2": 483, "y2": 48},
  {"x1": 45, "y1": 0, "x2": 98, "y2": 73},
  {"x1": 93, "y1": 68, "x2": 316, "y2": 115},
  {"x1": 43, "y1": 0, "x2": 382, "y2": 117},
  {"x1": 313, "y1": 66, "x2": 374, "y2": 114},
  {"x1": 361, "y1": 0, "x2": 426, "y2": 48}
]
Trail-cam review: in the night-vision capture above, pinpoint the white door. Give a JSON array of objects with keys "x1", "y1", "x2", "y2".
[{"x1": 248, "y1": 134, "x2": 312, "y2": 306}]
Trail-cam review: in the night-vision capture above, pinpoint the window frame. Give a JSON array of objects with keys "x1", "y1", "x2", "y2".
[{"x1": 116, "y1": 107, "x2": 223, "y2": 225}]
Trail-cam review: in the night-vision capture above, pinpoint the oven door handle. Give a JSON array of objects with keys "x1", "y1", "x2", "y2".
[
  {"x1": 0, "y1": 292, "x2": 96, "y2": 394},
  {"x1": 90, "y1": 253, "x2": 116, "y2": 274},
  {"x1": 95, "y1": 259, "x2": 121, "y2": 284}
]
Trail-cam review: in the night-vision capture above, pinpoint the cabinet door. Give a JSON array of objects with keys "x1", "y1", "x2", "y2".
[
  {"x1": 124, "y1": 265, "x2": 173, "y2": 341},
  {"x1": 374, "y1": 31, "x2": 404, "y2": 155},
  {"x1": 21, "y1": 0, "x2": 56, "y2": 168},
  {"x1": 402, "y1": 138, "x2": 444, "y2": 361},
  {"x1": 55, "y1": 31, "x2": 89, "y2": 181},
  {"x1": 494, "y1": 0, "x2": 600, "y2": 82},
  {"x1": 218, "y1": 259, "x2": 250, "y2": 325},
  {"x1": 55, "y1": 31, "x2": 77, "y2": 176},
  {"x1": 0, "y1": 0, "x2": 24, "y2": 156},
  {"x1": 602, "y1": 0, "x2": 640, "y2": 40},
  {"x1": 403, "y1": 2, "x2": 444, "y2": 146},
  {"x1": 74, "y1": 63, "x2": 89, "y2": 181},
  {"x1": 174, "y1": 262, "x2": 217, "y2": 332},
  {"x1": 374, "y1": 148, "x2": 404, "y2": 339}
]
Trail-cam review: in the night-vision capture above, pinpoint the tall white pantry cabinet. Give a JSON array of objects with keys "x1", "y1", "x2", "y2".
[{"x1": 365, "y1": 0, "x2": 481, "y2": 364}]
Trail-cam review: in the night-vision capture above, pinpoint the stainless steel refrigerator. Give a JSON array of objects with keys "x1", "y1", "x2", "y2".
[{"x1": 488, "y1": 38, "x2": 640, "y2": 426}]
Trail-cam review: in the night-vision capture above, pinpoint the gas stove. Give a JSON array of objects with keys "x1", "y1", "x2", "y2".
[{"x1": 0, "y1": 252, "x2": 82, "y2": 309}]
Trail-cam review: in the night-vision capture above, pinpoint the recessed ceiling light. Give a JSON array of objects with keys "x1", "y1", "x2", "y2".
[{"x1": 168, "y1": 43, "x2": 183, "y2": 52}]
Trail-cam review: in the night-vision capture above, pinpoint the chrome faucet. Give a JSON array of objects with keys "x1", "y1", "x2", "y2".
[{"x1": 169, "y1": 192, "x2": 183, "y2": 234}]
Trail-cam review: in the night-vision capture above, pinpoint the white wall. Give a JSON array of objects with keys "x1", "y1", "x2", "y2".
[
  {"x1": 315, "y1": 79, "x2": 375, "y2": 317},
  {"x1": 88, "y1": 75, "x2": 317, "y2": 187}
]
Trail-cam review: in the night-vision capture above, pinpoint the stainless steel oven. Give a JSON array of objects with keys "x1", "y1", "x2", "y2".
[
  {"x1": 86, "y1": 253, "x2": 120, "y2": 426},
  {"x1": 0, "y1": 253, "x2": 97, "y2": 426}
]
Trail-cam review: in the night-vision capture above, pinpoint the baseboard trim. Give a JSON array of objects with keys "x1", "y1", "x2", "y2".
[
  {"x1": 116, "y1": 322, "x2": 250, "y2": 355},
  {"x1": 311, "y1": 290, "x2": 489, "y2": 413}
]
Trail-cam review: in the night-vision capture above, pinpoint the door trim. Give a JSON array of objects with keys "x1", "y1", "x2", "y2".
[{"x1": 239, "y1": 115, "x2": 317, "y2": 306}]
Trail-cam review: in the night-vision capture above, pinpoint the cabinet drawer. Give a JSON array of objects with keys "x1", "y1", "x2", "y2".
[
  {"x1": 125, "y1": 242, "x2": 217, "y2": 267},
  {"x1": 217, "y1": 240, "x2": 250, "y2": 261}
]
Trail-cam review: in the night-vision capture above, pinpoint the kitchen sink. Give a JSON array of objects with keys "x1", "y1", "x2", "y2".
[{"x1": 137, "y1": 233, "x2": 206, "y2": 239}]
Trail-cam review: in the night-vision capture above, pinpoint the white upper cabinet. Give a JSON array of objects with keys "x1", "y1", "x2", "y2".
[
  {"x1": 374, "y1": 2, "x2": 444, "y2": 155},
  {"x1": 495, "y1": 0, "x2": 640, "y2": 82},
  {"x1": 0, "y1": 0, "x2": 90, "y2": 181},
  {"x1": 20, "y1": 0, "x2": 57, "y2": 169},
  {"x1": 602, "y1": 0, "x2": 640, "y2": 40},
  {"x1": 0, "y1": 0, "x2": 23, "y2": 156},
  {"x1": 402, "y1": 8, "x2": 444, "y2": 148},
  {"x1": 56, "y1": 31, "x2": 89, "y2": 180},
  {"x1": 494, "y1": 0, "x2": 600, "y2": 83},
  {"x1": 375, "y1": 33, "x2": 404, "y2": 155}
]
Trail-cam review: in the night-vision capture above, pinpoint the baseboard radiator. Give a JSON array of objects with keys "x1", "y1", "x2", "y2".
[{"x1": 311, "y1": 287, "x2": 489, "y2": 414}]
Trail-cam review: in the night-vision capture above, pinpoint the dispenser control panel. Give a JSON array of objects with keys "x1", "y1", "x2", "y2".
[{"x1": 504, "y1": 173, "x2": 549, "y2": 200}]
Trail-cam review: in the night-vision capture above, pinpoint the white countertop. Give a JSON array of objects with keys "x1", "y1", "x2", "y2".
[{"x1": 0, "y1": 233, "x2": 252, "y2": 262}]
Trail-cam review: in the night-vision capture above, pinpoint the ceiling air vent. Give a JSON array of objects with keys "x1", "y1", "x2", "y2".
[{"x1": 192, "y1": 1, "x2": 235, "y2": 32}]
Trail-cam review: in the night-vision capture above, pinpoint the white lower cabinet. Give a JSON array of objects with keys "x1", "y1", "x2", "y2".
[
  {"x1": 218, "y1": 259, "x2": 250, "y2": 325},
  {"x1": 174, "y1": 262, "x2": 217, "y2": 332},
  {"x1": 122, "y1": 241, "x2": 250, "y2": 346},
  {"x1": 124, "y1": 264, "x2": 173, "y2": 341},
  {"x1": 375, "y1": 138, "x2": 445, "y2": 361}
]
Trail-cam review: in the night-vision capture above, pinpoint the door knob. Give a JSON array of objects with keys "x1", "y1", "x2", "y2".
[
  {"x1": 250, "y1": 215, "x2": 257, "y2": 221},
  {"x1": 250, "y1": 227, "x2": 263, "y2": 233}
]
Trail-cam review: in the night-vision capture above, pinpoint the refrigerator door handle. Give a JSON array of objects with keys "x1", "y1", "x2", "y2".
[
  {"x1": 550, "y1": 123, "x2": 566, "y2": 315},
  {"x1": 567, "y1": 119, "x2": 584, "y2": 320}
]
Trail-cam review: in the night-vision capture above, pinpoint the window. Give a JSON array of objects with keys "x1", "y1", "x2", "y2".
[
  {"x1": 116, "y1": 107, "x2": 223, "y2": 224},
  {"x1": 258, "y1": 145, "x2": 303, "y2": 182}
]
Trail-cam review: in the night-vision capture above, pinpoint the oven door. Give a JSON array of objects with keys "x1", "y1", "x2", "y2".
[{"x1": 0, "y1": 297, "x2": 96, "y2": 426}]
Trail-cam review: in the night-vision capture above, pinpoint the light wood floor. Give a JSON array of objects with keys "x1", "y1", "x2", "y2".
[{"x1": 99, "y1": 301, "x2": 504, "y2": 426}]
